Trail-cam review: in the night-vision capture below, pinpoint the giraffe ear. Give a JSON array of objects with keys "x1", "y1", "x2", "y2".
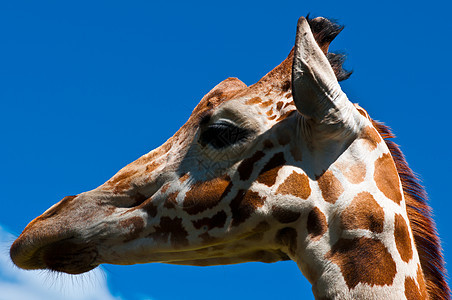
[{"x1": 291, "y1": 17, "x2": 350, "y2": 123}]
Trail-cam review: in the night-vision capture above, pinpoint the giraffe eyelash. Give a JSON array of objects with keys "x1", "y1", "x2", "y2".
[{"x1": 198, "y1": 120, "x2": 253, "y2": 149}]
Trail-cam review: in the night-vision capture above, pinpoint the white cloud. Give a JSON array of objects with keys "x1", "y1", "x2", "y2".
[{"x1": 0, "y1": 226, "x2": 120, "y2": 300}]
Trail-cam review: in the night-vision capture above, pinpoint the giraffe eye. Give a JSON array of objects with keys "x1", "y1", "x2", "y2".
[{"x1": 199, "y1": 120, "x2": 251, "y2": 149}]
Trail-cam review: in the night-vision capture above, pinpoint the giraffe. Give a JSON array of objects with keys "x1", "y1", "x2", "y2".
[{"x1": 10, "y1": 16, "x2": 449, "y2": 299}]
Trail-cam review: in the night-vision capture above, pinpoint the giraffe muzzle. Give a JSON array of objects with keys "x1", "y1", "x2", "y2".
[
  {"x1": 10, "y1": 194, "x2": 102, "y2": 274},
  {"x1": 10, "y1": 234, "x2": 99, "y2": 274}
]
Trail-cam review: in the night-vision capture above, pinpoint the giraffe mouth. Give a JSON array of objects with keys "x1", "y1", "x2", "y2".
[
  {"x1": 11, "y1": 235, "x2": 99, "y2": 275},
  {"x1": 41, "y1": 239, "x2": 99, "y2": 274}
]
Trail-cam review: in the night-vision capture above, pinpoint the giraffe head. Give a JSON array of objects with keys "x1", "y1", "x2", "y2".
[
  {"x1": 10, "y1": 16, "x2": 449, "y2": 299},
  {"x1": 11, "y1": 16, "x2": 346, "y2": 272}
]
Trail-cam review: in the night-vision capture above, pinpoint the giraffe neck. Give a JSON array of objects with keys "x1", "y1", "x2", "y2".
[{"x1": 242, "y1": 102, "x2": 427, "y2": 298}]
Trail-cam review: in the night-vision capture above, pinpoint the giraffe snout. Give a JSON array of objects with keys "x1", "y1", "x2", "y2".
[{"x1": 10, "y1": 194, "x2": 100, "y2": 274}]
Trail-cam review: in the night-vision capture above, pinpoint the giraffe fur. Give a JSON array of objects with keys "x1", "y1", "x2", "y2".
[{"x1": 10, "y1": 16, "x2": 449, "y2": 300}]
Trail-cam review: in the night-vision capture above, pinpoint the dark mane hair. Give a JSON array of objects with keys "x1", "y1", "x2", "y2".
[
  {"x1": 372, "y1": 120, "x2": 450, "y2": 300},
  {"x1": 309, "y1": 15, "x2": 450, "y2": 299}
]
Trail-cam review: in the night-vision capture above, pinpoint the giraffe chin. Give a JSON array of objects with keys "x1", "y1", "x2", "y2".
[{"x1": 41, "y1": 240, "x2": 99, "y2": 275}]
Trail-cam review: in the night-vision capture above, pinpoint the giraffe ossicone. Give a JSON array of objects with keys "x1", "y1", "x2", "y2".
[{"x1": 10, "y1": 16, "x2": 449, "y2": 299}]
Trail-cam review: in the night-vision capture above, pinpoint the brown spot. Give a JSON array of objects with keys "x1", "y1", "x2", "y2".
[
  {"x1": 268, "y1": 115, "x2": 277, "y2": 120},
  {"x1": 360, "y1": 126, "x2": 382, "y2": 151},
  {"x1": 356, "y1": 107, "x2": 369, "y2": 119},
  {"x1": 271, "y1": 206, "x2": 301, "y2": 224},
  {"x1": 163, "y1": 192, "x2": 178, "y2": 209},
  {"x1": 260, "y1": 100, "x2": 273, "y2": 108},
  {"x1": 277, "y1": 131, "x2": 290, "y2": 145},
  {"x1": 341, "y1": 161, "x2": 366, "y2": 184},
  {"x1": 179, "y1": 172, "x2": 190, "y2": 183},
  {"x1": 266, "y1": 108, "x2": 273, "y2": 116},
  {"x1": 263, "y1": 139, "x2": 274, "y2": 149},
  {"x1": 394, "y1": 213, "x2": 413, "y2": 263},
  {"x1": 183, "y1": 176, "x2": 232, "y2": 215},
  {"x1": 131, "y1": 192, "x2": 148, "y2": 206},
  {"x1": 192, "y1": 210, "x2": 227, "y2": 230},
  {"x1": 340, "y1": 192, "x2": 384, "y2": 233},
  {"x1": 145, "y1": 161, "x2": 159, "y2": 173},
  {"x1": 281, "y1": 80, "x2": 291, "y2": 92},
  {"x1": 283, "y1": 100, "x2": 294, "y2": 108},
  {"x1": 276, "y1": 171, "x2": 311, "y2": 199},
  {"x1": 416, "y1": 264, "x2": 428, "y2": 298},
  {"x1": 160, "y1": 183, "x2": 170, "y2": 194},
  {"x1": 120, "y1": 216, "x2": 144, "y2": 242},
  {"x1": 326, "y1": 237, "x2": 396, "y2": 289},
  {"x1": 374, "y1": 153, "x2": 402, "y2": 204},
  {"x1": 307, "y1": 207, "x2": 328, "y2": 239},
  {"x1": 276, "y1": 101, "x2": 284, "y2": 110},
  {"x1": 316, "y1": 170, "x2": 344, "y2": 204},
  {"x1": 230, "y1": 190, "x2": 266, "y2": 226},
  {"x1": 106, "y1": 169, "x2": 139, "y2": 193},
  {"x1": 237, "y1": 151, "x2": 265, "y2": 181},
  {"x1": 290, "y1": 146, "x2": 302, "y2": 162},
  {"x1": 138, "y1": 200, "x2": 158, "y2": 218},
  {"x1": 275, "y1": 227, "x2": 297, "y2": 255},
  {"x1": 276, "y1": 110, "x2": 295, "y2": 122},
  {"x1": 246, "y1": 96, "x2": 262, "y2": 105},
  {"x1": 405, "y1": 276, "x2": 424, "y2": 300},
  {"x1": 256, "y1": 152, "x2": 286, "y2": 187},
  {"x1": 107, "y1": 170, "x2": 135, "y2": 186},
  {"x1": 148, "y1": 216, "x2": 188, "y2": 247}
]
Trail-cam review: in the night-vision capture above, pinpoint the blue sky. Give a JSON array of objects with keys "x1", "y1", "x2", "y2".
[{"x1": 1, "y1": 1, "x2": 451, "y2": 299}]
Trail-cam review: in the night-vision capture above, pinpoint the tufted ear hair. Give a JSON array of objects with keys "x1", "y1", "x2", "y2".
[{"x1": 291, "y1": 17, "x2": 355, "y2": 127}]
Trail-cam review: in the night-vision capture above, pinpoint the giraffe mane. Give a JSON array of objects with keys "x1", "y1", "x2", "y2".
[{"x1": 372, "y1": 120, "x2": 450, "y2": 300}]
